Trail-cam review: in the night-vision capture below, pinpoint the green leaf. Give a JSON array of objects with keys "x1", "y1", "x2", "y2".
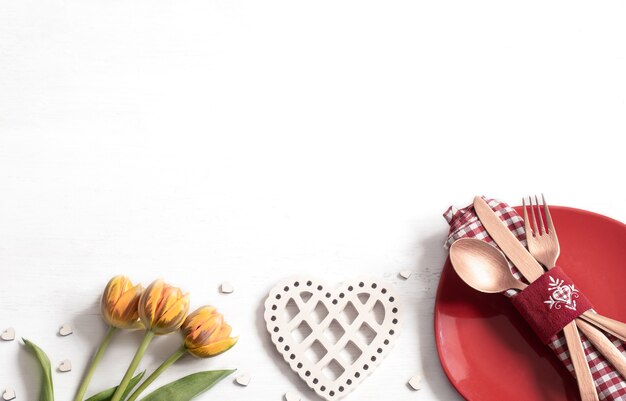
[
  {"x1": 23, "y1": 338, "x2": 54, "y2": 401},
  {"x1": 85, "y1": 371, "x2": 146, "y2": 401},
  {"x1": 139, "y1": 370, "x2": 235, "y2": 401}
]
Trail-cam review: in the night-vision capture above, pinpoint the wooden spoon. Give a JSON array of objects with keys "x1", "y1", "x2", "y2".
[
  {"x1": 450, "y1": 238, "x2": 626, "y2": 382},
  {"x1": 450, "y1": 239, "x2": 524, "y2": 293}
]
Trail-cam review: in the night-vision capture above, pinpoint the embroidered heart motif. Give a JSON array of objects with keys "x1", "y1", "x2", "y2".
[
  {"x1": 552, "y1": 285, "x2": 572, "y2": 305},
  {"x1": 264, "y1": 277, "x2": 401, "y2": 401}
]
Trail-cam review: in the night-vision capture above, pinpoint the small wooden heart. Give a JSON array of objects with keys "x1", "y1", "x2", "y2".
[
  {"x1": 284, "y1": 391, "x2": 301, "y2": 401},
  {"x1": 264, "y1": 277, "x2": 401, "y2": 401},
  {"x1": 235, "y1": 374, "x2": 251, "y2": 386},
  {"x1": 58, "y1": 359, "x2": 72, "y2": 372},
  {"x1": 2, "y1": 388, "x2": 16, "y2": 401},
  {"x1": 220, "y1": 282, "x2": 234, "y2": 294},
  {"x1": 408, "y1": 374, "x2": 421, "y2": 390},
  {"x1": 1, "y1": 328, "x2": 15, "y2": 341},
  {"x1": 398, "y1": 270, "x2": 412, "y2": 280},
  {"x1": 59, "y1": 323, "x2": 73, "y2": 336}
]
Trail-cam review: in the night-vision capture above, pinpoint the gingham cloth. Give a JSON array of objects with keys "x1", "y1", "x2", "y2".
[{"x1": 444, "y1": 197, "x2": 626, "y2": 400}]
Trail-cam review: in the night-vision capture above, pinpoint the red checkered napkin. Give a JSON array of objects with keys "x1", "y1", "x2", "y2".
[{"x1": 443, "y1": 197, "x2": 626, "y2": 400}]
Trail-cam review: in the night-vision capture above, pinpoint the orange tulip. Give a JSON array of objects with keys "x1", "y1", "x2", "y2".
[
  {"x1": 181, "y1": 306, "x2": 238, "y2": 358},
  {"x1": 75, "y1": 276, "x2": 143, "y2": 401},
  {"x1": 111, "y1": 279, "x2": 190, "y2": 401},
  {"x1": 124, "y1": 305, "x2": 238, "y2": 401},
  {"x1": 138, "y1": 279, "x2": 190, "y2": 334},
  {"x1": 101, "y1": 276, "x2": 144, "y2": 329}
]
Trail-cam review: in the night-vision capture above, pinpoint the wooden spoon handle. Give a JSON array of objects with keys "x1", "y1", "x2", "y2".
[
  {"x1": 563, "y1": 322, "x2": 599, "y2": 401},
  {"x1": 581, "y1": 311, "x2": 626, "y2": 343},
  {"x1": 576, "y1": 318, "x2": 626, "y2": 379}
]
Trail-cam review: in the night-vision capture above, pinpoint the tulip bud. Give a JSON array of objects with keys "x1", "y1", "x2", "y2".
[
  {"x1": 101, "y1": 276, "x2": 144, "y2": 329},
  {"x1": 138, "y1": 279, "x2": 190, "y2": 334},
  {"x1": 181, "y1": 306, "x2": 238, "y2": 358}
]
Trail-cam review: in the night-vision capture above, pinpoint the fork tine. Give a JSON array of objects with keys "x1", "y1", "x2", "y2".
[
  {"x1": 535, "y1": 195, "x2": 545, "y2": 235},
  {"x1": 522, "y1": 197, "x2": 533, "y2": 237},
  {"x1": 528, "y1": 196, "x2": 539, "y2": 235},
  {"x1": 542, "y1": 194, "x2": 555, "y2": 234}
]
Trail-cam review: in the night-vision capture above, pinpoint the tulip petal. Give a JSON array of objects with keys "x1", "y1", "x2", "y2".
[
  {"x1": 208, "y1": 322, "x2": 232, "y2": 342},
  {"x1": 184, "y1": 307, "x2": 217, "y2": 333},
  {"x1": 103, "y1": 276, "x2": 126, "y2": 309},
  {"x1": 189, "y1": 336, "x2": 238, "y2": 358},
  {"x1": 110, "y1": 285, "x2": 142, "y2": 328},
  {"x1": 156, "y1": 293, "x2": 189, "y2": 331},
  {"x1": 185, "y1": 315, "x2": 223, "y2": 349},
  {"x1": 196, "y1": 315, "x2": 223, "y2": 337},
  {"x1": 140, "y1": 280, "x2": 165, "y2": 327},
  {"x1": 155, "y1": 286, "x2": 179, "y2": 319}
]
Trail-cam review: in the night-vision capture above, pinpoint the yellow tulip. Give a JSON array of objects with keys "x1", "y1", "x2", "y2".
[
  {"x1": 138, "y1": 279, "x2": 190, "y2": 334},
  {"x1": 181, "y1": 306, "x2": 238, "y2": 358},
  {"x1": 111, "y1": 279, "x2": 190, "y2": 401},
  {"x1": 75, "y1": 276, "x2": 143, "y2": 401},
  {"x1": 125, "y1": 306, "x2": 238, "y2": 401},
  {"x1": 101, "y1": 275, "x2": 144, "y2": 329}
]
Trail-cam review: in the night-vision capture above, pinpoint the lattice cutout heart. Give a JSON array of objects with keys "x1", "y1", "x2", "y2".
[{"x1": 264, "y1": 277, "x2": 401, "y2": 400}]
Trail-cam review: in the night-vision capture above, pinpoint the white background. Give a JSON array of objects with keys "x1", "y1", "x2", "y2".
[{"x1": 1, "y1": 1, "x2": 625, "y2": 400}]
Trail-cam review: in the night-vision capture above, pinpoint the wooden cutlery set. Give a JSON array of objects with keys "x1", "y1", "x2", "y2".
[{"x1": 449, "y1": 196, "x2": 626, "y2": 401}]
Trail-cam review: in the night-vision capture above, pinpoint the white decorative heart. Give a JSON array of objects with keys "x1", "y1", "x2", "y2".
[
  {"x1": 1, "y1": 327, "x2": 15, "y2": 341},
  {"x1": 552, "y1": 285, "x2": 572, "y2": 304},
  {"x1": 264, "y1": 277, "x2": 401, "y2": 401}
]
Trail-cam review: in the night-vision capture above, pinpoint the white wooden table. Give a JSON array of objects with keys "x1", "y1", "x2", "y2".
[{"x1": 1, "y1": 1, "x2": 625, "y2": 400}]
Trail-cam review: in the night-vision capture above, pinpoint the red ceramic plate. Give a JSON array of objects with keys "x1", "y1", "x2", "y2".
[{"x1": 435, "y1": 206, "x2": 626, "y2": 401}]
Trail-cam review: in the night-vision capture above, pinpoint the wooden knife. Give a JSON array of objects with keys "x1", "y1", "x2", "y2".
[{"x1": 473, "y1": 196, "x2": 598, "y2": 401}]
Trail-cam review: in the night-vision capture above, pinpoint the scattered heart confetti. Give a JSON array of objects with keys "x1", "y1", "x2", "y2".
[
  {"x1": 58, "y1": 359, "x2": 72, "y2": 372},
  {"x1": 284, "y1": 391, "x2": 301, "y2": 401},
  {"x1": 59, "y1": 323, "x2": 73, "y2": 336},
  {"x1": 2, "y1": 388, "x2": 16, "y2": 401},
  {"x1": 1, "y1": 328, "x2": 15, "y2": 341},
  {"x1": 398, "y1": 270, "x2": 412, "y2": 280},
  {"x1": 235, "y1": 374, "x2": 251, "y2": 386},
  {"x1": 220, "y1": 282, "x2": 234, "y2": 294},
  {"x1": 264, "y1": 277, "x2": 402, "y2": 401},
  {"x1": 408, "y1": 374, "x2": 421, "y2": 390}
]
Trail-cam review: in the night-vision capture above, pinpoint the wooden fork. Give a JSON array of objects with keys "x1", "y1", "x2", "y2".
[
  {"x1": 523, "y1": 195, "x2": 626, "y2": 341},
  {"x1": 524, "y1": 195, "x2": 626, "y2": 380},
  {"x1": 523, "y1": 195, "x2": 559, "y2": 267}
]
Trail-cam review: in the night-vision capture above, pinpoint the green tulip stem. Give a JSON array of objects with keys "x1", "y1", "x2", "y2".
[
  {"x1": 125, "y1": 346, "x2": 187, "y2": 401},
  {"x1": 110, "y1": 330, "x2": 156, "y2": 401},
  {"x1": 73, "y1": 326, "x2": 118, "y2": 401}
]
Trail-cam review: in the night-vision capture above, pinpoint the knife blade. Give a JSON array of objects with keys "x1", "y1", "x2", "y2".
[{"x1": 473, "y1": 196, "x2": 545, "y2": 281}]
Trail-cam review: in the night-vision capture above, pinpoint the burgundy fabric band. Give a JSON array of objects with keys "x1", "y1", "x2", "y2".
[{"x1": 511, "y1": 266, "x2": 593, "y2": 344}]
